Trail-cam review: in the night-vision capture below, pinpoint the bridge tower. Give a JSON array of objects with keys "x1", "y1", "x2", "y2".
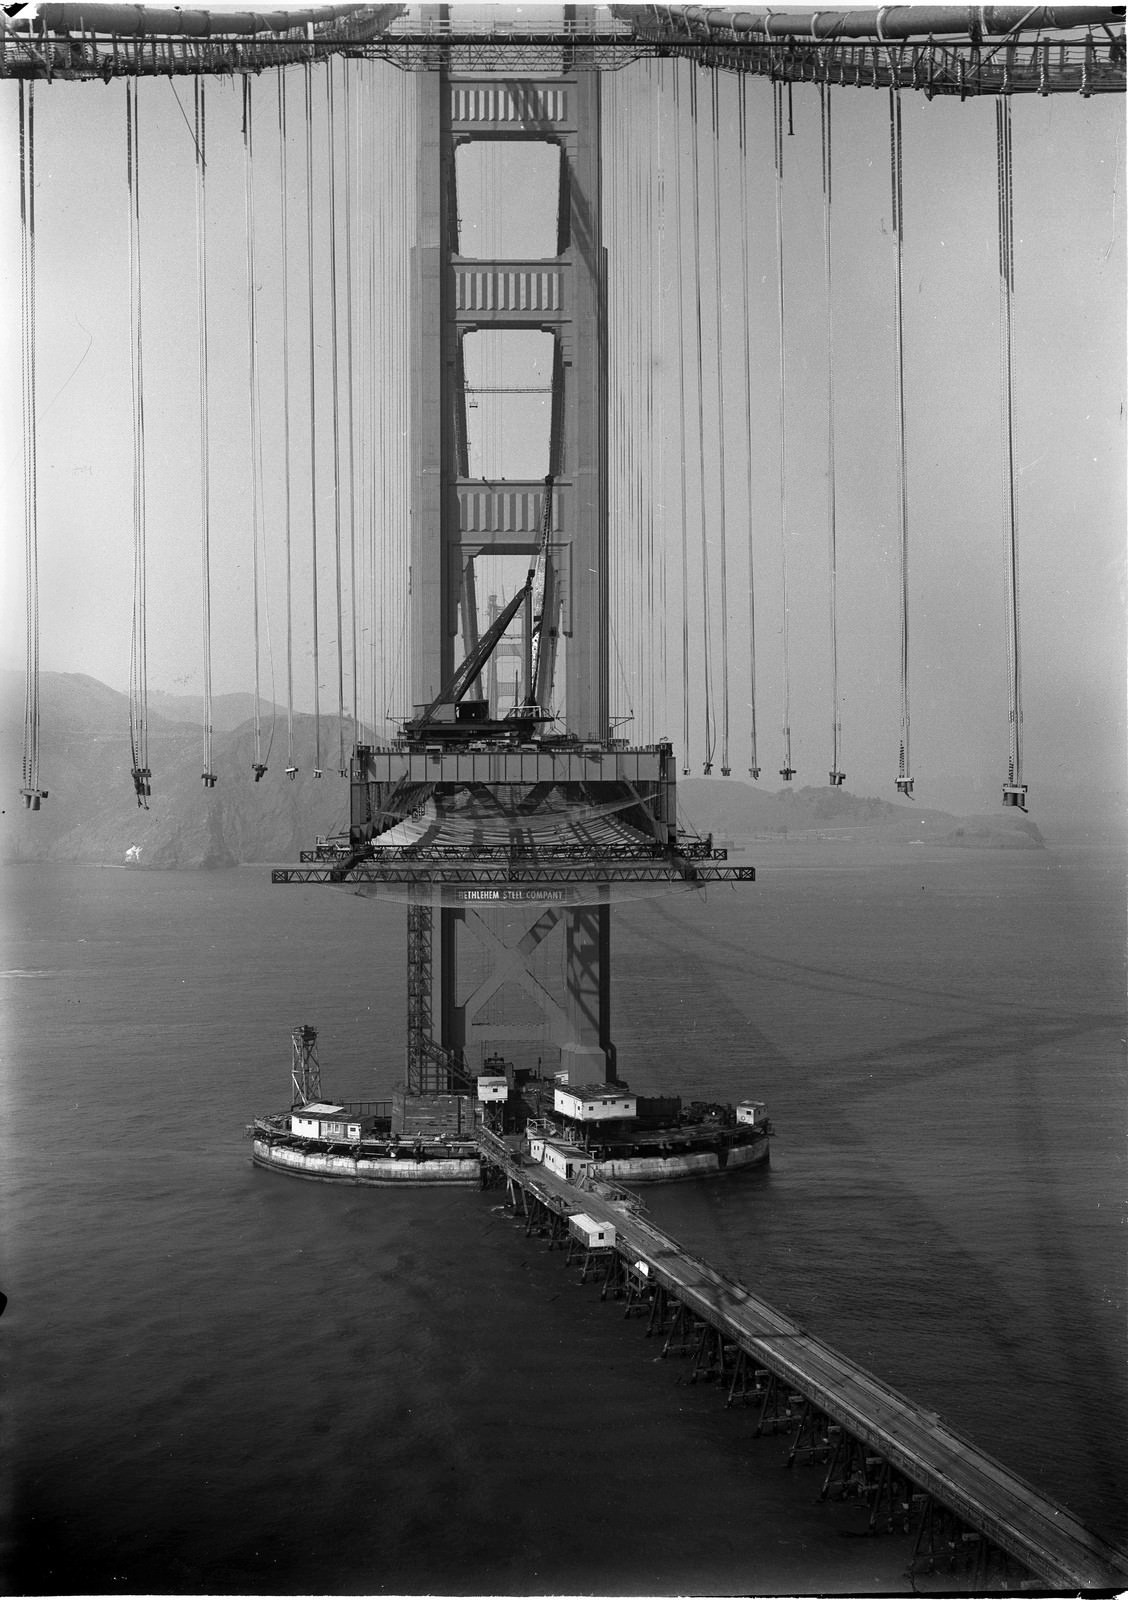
[
  {"x1": 337, "y1": 25, "x2": 750, "y2": 1104},
  {"x1": 407, "y1": 44, "x2": 613, "y2": 1088}
]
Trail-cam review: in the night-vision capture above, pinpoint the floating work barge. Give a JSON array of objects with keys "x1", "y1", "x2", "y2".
[
  {"x1": 478, "y1": 1128, "x2": 1128, "y2": 1593},
  {"x1": 250, "y1": 1037, "x2": 772, "y2": 1188}
]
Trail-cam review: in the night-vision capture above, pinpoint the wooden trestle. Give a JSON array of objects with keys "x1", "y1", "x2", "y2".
[{"x1": 477, "y1": 1129, "x2": 1127, "y2": 1592}]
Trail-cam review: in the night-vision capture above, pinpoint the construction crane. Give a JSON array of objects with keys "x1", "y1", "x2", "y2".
[{"x1": 401, "y1": 475, "x2": 560, "y2": 746}]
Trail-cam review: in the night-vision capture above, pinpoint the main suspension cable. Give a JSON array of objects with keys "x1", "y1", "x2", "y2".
[
  {"x1": 997, "y1": 96, "x2": 1026, "y2": 811},
  {"x1": 889, "y1": 88, "x2": 913, "y2": 797},
  {"x1": 126, "y1": 78, "x2": 150, "y2": 807},
  {"x1": 194, "y1": 77, "x2": 216, "y2": 789},
  {"x1": 19, "y1": 79, "x2": 44, "y2": 811},
  {"x1": 773, "y1": 79, "x2": 795, "y2": 783},
  {"x1": 822, "y1": 83, "x2": 845, "y2": 789}
]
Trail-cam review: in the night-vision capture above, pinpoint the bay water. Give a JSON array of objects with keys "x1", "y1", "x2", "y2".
[{"x1": 2, "y1": 845, "x2": 1124, "y2": 1593}]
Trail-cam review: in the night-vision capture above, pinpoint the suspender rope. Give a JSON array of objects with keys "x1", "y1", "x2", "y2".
[
  {"x1": 997, "y1": 98, "x2": 1027, "y2": 811},
  {"x1": 822, "y1": 83, "x2": 845, "y2": 789},
  {"x1": 673, "y1": 65, "x2": 691, "y2": 775},
  {"x1": 19, "y1": 80, "x2": 44, "y2": 811},
  {"x1": 326, "y1": 64, "x2": 347, "y2": 776},
  {"x1": 632, "y1": 74, "x2": 647, "y2": 735},
  {"x1": 343, "y1": 58, "x2": 359, "y2": 749},
  {"x1": 127, "y1": 79, "x2": 150, "y2": 807},
  {"x1": 607, "y1": 78, "x2": 623, "y2": 728},
  {"x1": 243, "y1": 76, "x2": 269, "y2": 783},
  {"x1": 711, "y1": 69, "x2": 731, "y2": 776},
  {"x1": 195, "y1": 78, "x2": 216, "y2": 789},
  {"x1": 652, "y1": 61, "x2": 669, "y2": 737},
  {"x1": 304, "y1": 60, "x2": 322, "y2": 778},
  {"x1": 738, "y1": 75, "x2": 760, "y2": 779},
  {"x1": 773, "y1": 80, "x2": 795, "y2": 782},
  {"x1": 889, "y1": 89, "x2": 913, "y2": 797},
  {"x1": 352, "y1": 64, "x2": 371, "y2": 736},
  {"x1": 278, "y1": 69, "x2": 297, "y2": 780},
  {"x1": 689, "y1": 68, "x2": 715, "y2": 775},
  {"x1": 642, "y1": 69, "x2": 657, "y2": 740}
]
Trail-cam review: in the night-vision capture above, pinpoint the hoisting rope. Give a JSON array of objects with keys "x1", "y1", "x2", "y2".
[
  {"x1": 889, "y1": 88, "x2": 913, "y2": 797},
  {"x1": 194, "y1": 78, "x2": 216, "y2": 789},
  {"x1": 243, "y1": 75, "x2": 272, "y2": 784},
  {"x1": 821, "y1": 83, "x2": 845, "y2": 789},
  {"x1": 996, "y1": 96, "x2": 1026, "y2": 810},
  {"x1": 689, "y1": 68, "x2": 716, "y2": 776},
  {"x1": 738, "y1": 75, "x2": 760, "y2": 780},
  {"x1": 672, "y1": 65, "x2": 691, "y2": 775},
  {"x1": 325, "y1": 64, "x2": 347, "y2": 777},
  {"x1": 711, "y1": 69, "x2": 731, "y2": 776},
  {"x1": 773, "y1": 79, "x2": 795, "y2": 782},
  {"x1": 126, "y1": 79, "x2": 150, "y2": 807},
  {"x1": 19, "y1": 79, "x2": 44, "y2": 811},
  {"x1": 278, "y1": 69, "x2": 297, "y2": 781},
  {"x1": 304, "y1": 59, "x2": 322, "y2": 778}
]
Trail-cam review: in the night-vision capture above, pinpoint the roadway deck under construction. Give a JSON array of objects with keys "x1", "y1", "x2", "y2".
[{"x1": 477, "y1": 1128, "x2": 1127, "y2": 1593}]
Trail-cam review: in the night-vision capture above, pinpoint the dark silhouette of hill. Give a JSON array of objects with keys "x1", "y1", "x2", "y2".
[
  {"x1": 680, "y1": 777, "x2": 1043, "y2": 849},
  {"x1": 147, "y1": 688, "x2": 288, "y2": 733},
  {"x1": 2, "y1": 672, "x2": 1043, "y2": 866},
  {"x1": 2, "y1": 671, "x2": 355, "y2": 868}
]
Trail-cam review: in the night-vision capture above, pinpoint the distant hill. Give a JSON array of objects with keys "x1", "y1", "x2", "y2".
[
  {"x1": 677, "y1": 777, "x2": 1045, "y2": 851},
  {"x1": 2, "y1": 672, "x2": 1043, "y2": 867},
  {"x1": 1, "y1": 671, "x2": 355, "y2": 868},
  {"x1": 146, "y1": 689, "x2": 288, "y2": 733}
]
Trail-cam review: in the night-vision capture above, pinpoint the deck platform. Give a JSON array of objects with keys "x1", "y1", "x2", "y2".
[{"x1": 478, "y1": 1131, "x2": 1127, "y2": 1591}]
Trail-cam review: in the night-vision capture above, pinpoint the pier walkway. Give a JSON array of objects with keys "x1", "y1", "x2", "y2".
[{"x1": 477, "y1": 1130, "x2": 1127, "y2": 1591}]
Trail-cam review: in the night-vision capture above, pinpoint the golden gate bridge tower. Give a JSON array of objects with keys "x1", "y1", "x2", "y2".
[
  {"x1": 319, "y1": 28, "x2": 755, "y2": 1105},
  {"x1": 274, "y1": 2, "x2": 1121, "y2": 1118},
  {"x1": 5, "y1": 3, "x2": 1123, "y2": 1120}
]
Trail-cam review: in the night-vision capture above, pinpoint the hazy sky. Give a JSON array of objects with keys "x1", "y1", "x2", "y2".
[{"x1": 1, "y1": 8, "x2": 1123, "y2": 823}]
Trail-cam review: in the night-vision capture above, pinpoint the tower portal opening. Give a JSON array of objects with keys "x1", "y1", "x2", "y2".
[
  {"x1": 455, "y1": 139, "x2": 562, "y2": 260},
  {"x1": 462, "y1": 328, "x2": 556, "y2": 480}
]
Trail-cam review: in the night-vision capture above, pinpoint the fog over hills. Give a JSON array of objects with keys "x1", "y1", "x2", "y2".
[{"x1": 1, "y1": 671, "x2": 1051, "y2": 867}]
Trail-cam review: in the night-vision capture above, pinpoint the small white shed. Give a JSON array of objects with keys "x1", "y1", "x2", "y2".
[{"x1": 568, "y1": 1212, "x2": 616, "y2": 1249}]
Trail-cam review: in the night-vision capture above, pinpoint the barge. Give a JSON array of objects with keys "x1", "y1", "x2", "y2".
[{"x1": 250, "y1": 1036, "x2": 771, "y2": 1189}]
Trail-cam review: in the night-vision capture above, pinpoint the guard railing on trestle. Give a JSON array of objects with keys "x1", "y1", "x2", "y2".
[{"x1": 472, "y1": 1142, "x2": 1105, "y2": 1590}]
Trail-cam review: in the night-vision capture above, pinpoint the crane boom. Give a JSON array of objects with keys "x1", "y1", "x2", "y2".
[{"x1": 403, "y1": 477, "x2": 556, "y2": 743}]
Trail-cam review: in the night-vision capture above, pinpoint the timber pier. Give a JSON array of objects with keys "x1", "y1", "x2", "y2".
[{"x1": 477, "y1": 1128, "x2": 1127, "y2": 1593}]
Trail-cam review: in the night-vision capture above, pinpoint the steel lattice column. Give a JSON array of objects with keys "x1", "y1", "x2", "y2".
[{"x1": 406, "y1": 898, "x2": 434, "y2": 1093}]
